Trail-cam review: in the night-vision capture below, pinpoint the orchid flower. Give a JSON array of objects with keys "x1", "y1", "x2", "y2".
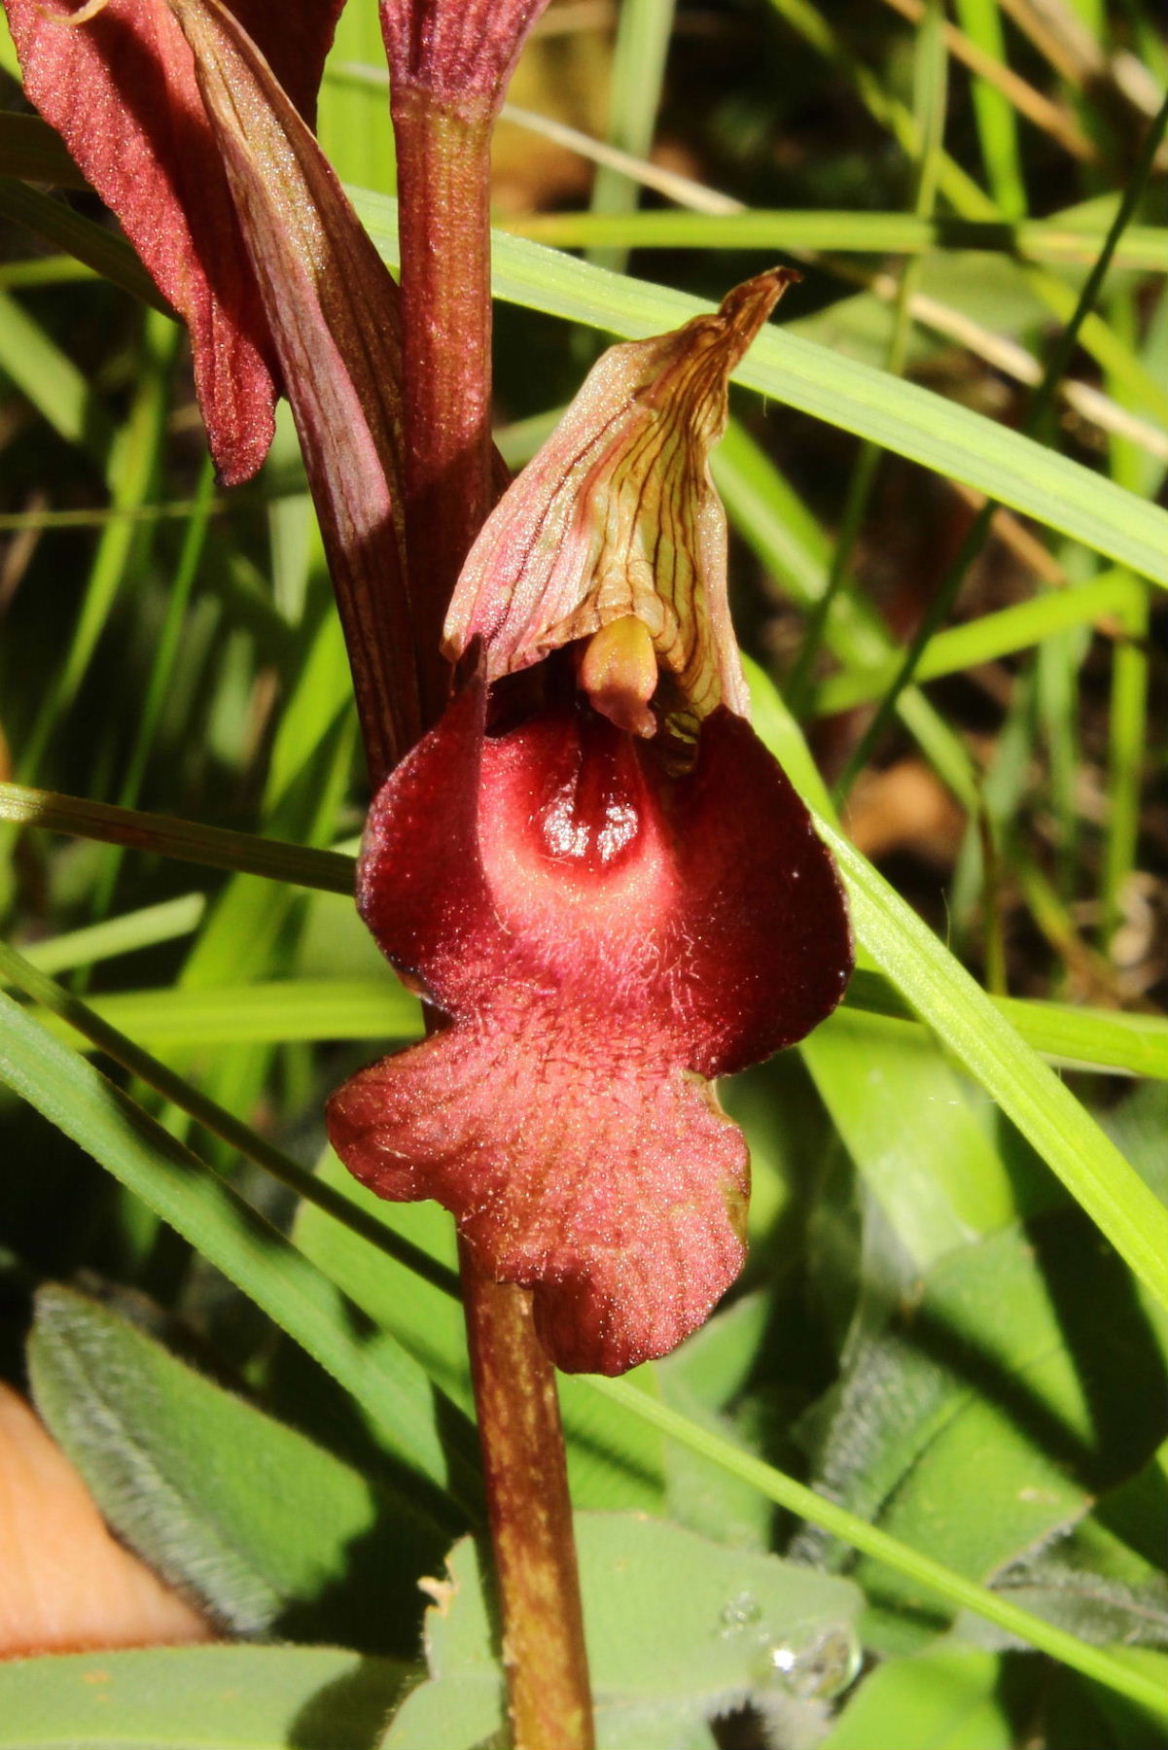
[
  {"x1": 327, "y1": 273, "x2": 853, "y2": 1377},
  {"x1": 6, "y1": 0, "x2": 851, "y2": 1382}
]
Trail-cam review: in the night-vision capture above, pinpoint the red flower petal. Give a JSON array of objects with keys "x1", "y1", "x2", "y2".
[
  {"x1": 6, "y1": 0, "x2": 344, "y2": 484},
  {"x1": 328, "y1": 680, "x2": 852, "y2": 1375}
]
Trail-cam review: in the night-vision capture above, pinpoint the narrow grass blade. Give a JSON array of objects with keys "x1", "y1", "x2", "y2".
[
  {"x1": 15, "y1": 893, "x2": 206, "y2": 976},
  {"x1": 0, "y1": 782, "x2": 355, "y2": 893},
  {"x1": 844, "y1": 968, "x2": 1168, "y2": 1081},
  {"x1": 0, "y1": 285, "x2": 113, "y2": 468},
  {"x1": 0, "y1": 939, "x2": 455, "y2": 1298},
  {"x1": 33, "y1": 977, "x2": 420, "y2": 1050},
  {"x1": 588, "y1": 0, "x2": 675, "y2": 273},
  {"x1": 500, "y1": 209, "x2": 1168, "y2": 268},
  {"x1": 814, "y1": 570, "x2": 1141, "y2": 713},
  {"x1": 373, "y1": 196, "x2": 1168, "y2": 587}
]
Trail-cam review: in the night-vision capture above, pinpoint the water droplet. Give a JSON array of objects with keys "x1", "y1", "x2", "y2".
[
  {"x1": 719, "y1": 1591, "x2": 763, "y2": 1635},
  {"x1": 765, "y1": 1623, "x2": 861, "y2": 1701}
]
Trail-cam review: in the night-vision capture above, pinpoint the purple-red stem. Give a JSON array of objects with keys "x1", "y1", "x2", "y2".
[
  {"x1": 460, "y1": 1240, "x2": 594, "y2": 1750},
  {"x1": 393, "y1": 88, "x2": 497, "y2": 730},
  {"x1": 392, "y1": 80, "x2": 595, "y2": 1750}
]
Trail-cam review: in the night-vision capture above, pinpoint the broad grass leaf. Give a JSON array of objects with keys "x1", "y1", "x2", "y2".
[
  {"x1": 0, "y1": 1644, "x2": 412, "y2": 1750},
  {"x1": 794, "y1": 1213, "x2": 1168, "y2": 1649},
  {"x1": 978, "y1": 1439, "x2": 1168, "y2": 1652},
  {"x1": 803, "y1": 1008, "x2": 1019, "y2": 1271},
  {"x1": 383, "y1": 1514, "x2": 863, "y2": 1750},
  {"x1": 28, "y1": 1285, "x2": 445, "y2": 1655}
]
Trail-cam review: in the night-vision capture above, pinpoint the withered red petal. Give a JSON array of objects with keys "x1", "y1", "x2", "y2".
[{"x1": 6, "y1": 0, "x2": 344, "y2": 484}]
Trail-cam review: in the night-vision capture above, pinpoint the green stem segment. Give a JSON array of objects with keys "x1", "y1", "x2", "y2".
[{"x1": 390, "y1": 80, "x2": 595, "y2": 1750}]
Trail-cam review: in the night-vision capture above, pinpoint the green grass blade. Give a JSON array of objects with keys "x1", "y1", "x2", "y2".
[
  {"x1": 844, "y1": 968, "x2": 1168, "y2": 1081},
  {"x1": 93, "y1": 456, "x2": 218, "y2": 917},
  {"x1": 0, "y1": 176, "x2": 168, "y2": 311},
  {"x1": 33, "y1": 977, "x2": 420, "y2": 1050},
  {"x1": 16, "y1": 893, "x2": 206, "y2": 976},
  {"x1": 0, "y1": 939, "x2": 455, "y2": 1298},
  {"x1": 23, "y1": 309, "x2": 180, "y2": 779},
  {"x1": 727, "y1": 438, "x2": 981, "y2": 808},
  {"x1": 746, "y1": 668, "x2": 1168, "y2": 1301},
  {"x1": 318, "y1": 2, "x2": 397, "y2": 194},
  {"x1": 500, "y1": 208, "x2": 1168, "y2": 270},
  {"x1": 954, "y1": 0, "x2": 1026, "y2": 216},
  {"x1": 587, "y1": 0, "x2": 675, "y2": 273},
  {"x1": 22, "y1": 961, "x2": 1162, "y2": 1084},
  {"x1": 829, "y1": 829, "x2": 1168, "y2": 1314},
  {"x1": 814, "y1": 570, "x2": 1141, "y2": 713},
  {"x1": 7, "y1": 145, "x2": 1166, "y2": 587},
  {"x1": 0, "y1": 112, "x2": 87, "y2": 185},
  {"x1": 0, "y1": 285, "x2": 113, "y2": 469},
  {"x1": 759, "y1": 0, "x2": 1168, "y2": 426},
  {"x1": 0, "y1": 782, "x2": 355, "y2": 893},
  {"x1": 786, "y1": 0, "x2": 947, "y2": 708},
  {"x1": 0, "y1": 253, "x2": 96, "y2": 290}
]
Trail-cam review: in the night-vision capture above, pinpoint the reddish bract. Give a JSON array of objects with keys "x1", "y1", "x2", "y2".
[
  {"x1": 380, "y1": 0, "x2": 554, "y2": 111},
  {"x1": 5, "y1": 0, "x2": 344, "y2": 484},
  {"x1": 327, "y1": 678, "x2": 852, "y2": 1375}
]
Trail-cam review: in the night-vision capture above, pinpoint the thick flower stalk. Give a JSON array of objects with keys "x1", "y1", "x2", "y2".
[
  {"x1": 329, "y1": 272, "x2": 853, "y2": 1378},
  {"x1": 378, "y1": 0, "x2": 554, "y2": 721}
]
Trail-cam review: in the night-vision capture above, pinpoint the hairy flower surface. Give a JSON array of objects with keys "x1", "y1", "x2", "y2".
[{"x1": 329, "y1": 277, "x2": 853, "y2": 1376}]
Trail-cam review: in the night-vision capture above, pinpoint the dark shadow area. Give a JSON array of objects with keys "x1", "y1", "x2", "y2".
[
  {"x1": 271, "y1": 1455, "x2": 450, "y2": 1659},
  {"x1": 258, "y1": 1296, "x2": 482, "y2": 1550},
  {"x1": 1040, "y1": 1664, "x2": 1168, "y2": 1750},
  {"x1": 1032, "y1": 1209, "x2": 1168, "y2": 1489},
  {"x1": 898, "y1": 1204, "x2": 1168, "y2": 1495},
  {"x1": 289, "y1": 1655, "x2": 413, "y2": 1750}
]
